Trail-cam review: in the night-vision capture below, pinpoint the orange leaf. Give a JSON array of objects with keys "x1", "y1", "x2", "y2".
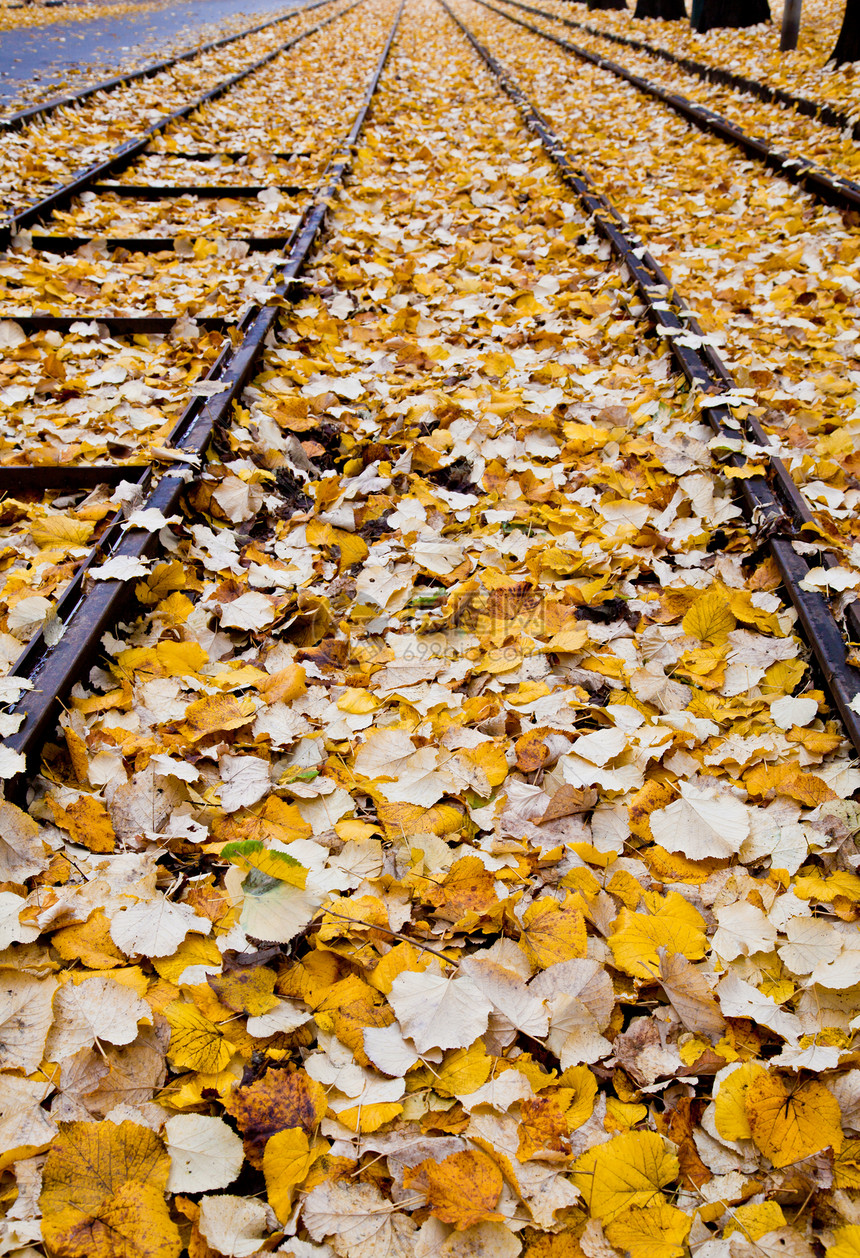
[
  {"x1": 40, "y1": 1121, "x2": 180, "y2": 1258},
  {"x1": 224, "y1": 1068, "x2": 327, "y2": 1168},
  {"x1": 519, "y1": 894, "x2": 587, "y2": 968},
  {"x1": 403, "y1": 1149, "x2": 504, "y2": 1229},
  {"x1": 49, "y1": 796, "x2": 116, "y2": 854}
]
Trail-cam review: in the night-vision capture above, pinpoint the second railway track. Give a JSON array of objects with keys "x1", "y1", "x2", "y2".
[
  {"x1": 473, "y1": 0, "x2": 860, "y2": 207},
  {"x1": 0, "y1": 0, "x2": 401, "y2": 774}
]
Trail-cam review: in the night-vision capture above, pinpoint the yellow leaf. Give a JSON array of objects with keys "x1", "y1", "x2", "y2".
[
  {"x1": 461, "y1": 740, "x2": 510, "y2": 788},
  {"x1": 714, "y1": 1062, "x2": 767, "y2": 1142},
  {"x1": 563, "y1": 1065, "x2": 598, "y2": 1131},
  {"x1": 608, "y1": 892, "x2": 707, "y2": 979},
  {"x1": 835, "y1": 1139, "x2": 860, "y2": 1189},
  {"x1": 135, "y1": 561, "x2": 187, "y2": 606},
  {"x1": 605, "y1": 1098, "x2": 648, "y2": 1134},
  {"x1": 263, "y1": 1128, "x2": 326, "y2": 1223},
  {"x1": 605, "y1": 1203, "x2": 692, "y2": 1258},
  {"x1": 745, "y1": 1071, "x2": 843, "y2": 1168},
  {"x1": 541, "y1": 625, "x2": 591, "y2": 653},
  {"x1": 681, "y1": 588, "x2": 736, "y2": 644},
  {"x1": 828, "y1": 1227, "x2": 860, "y2": 1258},
  {"x1": 257, "y1": 664, "x2": 307, "y2": 704},
  {"x1": 117, "y1": 641, "x2": 208, "y2": 681},
  {"x1": 207, "y1": 967, "x2": 278, "y2": 1016},
  {"x1": 221, "y1": 840, "x2": 307, "y2": 889},
  {"x1": 745, "y1": 762, "x2": 837, "y2": 807},
  {"x1": 334, "y1": 818, "x2": 380, "y2": 843},
  {"x1": 403, "y1": 1149, "x2": 504, "y2": 1230},
  {"x1": 333, "y1": 1102, "x2": 403, "y2": 1132},
  {"x1": 179, "y1": 693, "x2": 256, "y2": 742},
  {"x1": 164, "y1": 1002, "x2": 235, "y2": 1073},
  {"x1": 519, "y1": 894, "x2": 587, "y2": 969},
  {"x1": 52, "y1": 910, "x2": 126, "y2": 970},
  {"x1": 40, "y1": 1120, "x2": 181, "y2": 1258},
  {"x1": 517, "y1": 1095, "x2": 572, "y2": 1161},
  {"x1": 572, "y1": 1130, "x2": 679, "y2": 1222},
  {"x1": 368, "y1": 941, "x2": 434, "y2": 994},
  {"x1": 306, "y1": 519, "x2": 369, "y2": 568},
  {"x1": 30, "y1": 515, "x2": 94, "y2": 549},
  {"x1": 725, "y1": 1202, "x2": 787, "y2": 1241},
  {"x1": 433, "y1": 1041, "x2": 493, "y2": 1097},
  {"x1": 336, "y1": 688, "x2": 379, "y2": 715},
  {"x1": 152, "y1": 936, "x2": 223, "y2": 986},
  {"x1": 49, "y1": 795, "x2": 116, "y2": 854},
  {"x1": 793, "y1": 870, "x2": 860, "y2": 903}
]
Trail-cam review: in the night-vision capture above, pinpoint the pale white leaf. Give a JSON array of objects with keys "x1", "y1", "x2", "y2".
[
  {"x1": 712, "y1": 901, "x2": 777, "y2": 962},
  {"x1": 165, "y1": 1114, "x2": 245, "y2": 1192},
  {"x1": 717, "y1": 972, "x2": 801, "y2": 1043},
  {"x1": 362, "y1": 1023, "x2": 419, "y2": 1077},
  {"x1": 388, "y1": 968, "x2": 492, "y2": 1053},
  {"x1": 219, "y1": 592, "x2": 277, "y2": 631},
  {"x1": 109, "y1": 897, "x2": 211, "y2": 958},
  {"x1": 769, "y1": 695, "x2": 818, "y2": 730},
  {"x1": 246, "y1": 999, "x2": 311, "y2": 1038},
  {"x1": 218, "y1": 754, "x2": 271, "y2": 811},
  {"x1": 90, "y1": 556, "x2": 152, "y2": 581},
  {"x1": 198, "y1": 1195, "x2": 274, "y2": 1257},
  {"x1": 45, "y1": 976, "x2": 148, "y2": 1057},
  {"x1": 458, "y1": 956, "x2": 549, "y2": 1038},
  {"x1": 650, "y1": 782, "x2": 749, "y2": 860},
  {"x1": 0, "y1": 891, "x2": 39, "y2": 949}
]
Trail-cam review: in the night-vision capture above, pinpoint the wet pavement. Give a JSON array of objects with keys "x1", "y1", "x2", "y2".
[{"x1": 0, "y1": 0, "x2": 301, "y2": 109}]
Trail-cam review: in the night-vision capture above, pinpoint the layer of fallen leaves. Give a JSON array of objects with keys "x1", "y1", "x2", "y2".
[
  {"x1": 1, "y1": 2, "x2": 860, "y2": 1258},
  {"x1": 501, "y1": 0, "x2": 860, "y2": 185},
  {"x1": 0, "y1": 0, "x2": 170, "y2": 32},
  {"x1": 0, "y1": 2, "x2": 392, "y2": 669},
  {"x1": 535, "y1": 0, "x2": 860, "y2": 115},
  {"x1": 461, "y1": 0, "x2": 860, "y2": 585},
  {"x1": 0, "y1": 0, "x2": 304, "y2": 112},
  {"x1": 0, "y1": 0, "x2": 348, "y2": 214}
]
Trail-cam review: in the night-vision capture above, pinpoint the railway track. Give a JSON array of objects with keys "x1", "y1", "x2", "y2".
[
  {"x1": 1, "y1": 0, "x2": 858, "y2": 1248},
  {"x1": 0, "y1": 0, "x2": 344, "y2": 218},
  {"x1": 471, "y1": 0, "x2": 860, "y2": 212},
  {"x1": 0, "y1": 0, "x2": 857, "y2": 786},
  {"x1": 496, "y1": 0, "x2": 860, "y2": 141},
  {"x1": 450, "y1": 4, "x2": 860, "y2": 574},
  {"x1": 0, "y1": 0, "x2": 401, "y2": 781},
  {"x1": 0, "y1": 0, "x2": 856, "y2": 779},
  {"x1": 1, "y1": 0, "x2": 325, "y2": 131},
  {"x1": 443, "y1": 0, "x2": 860, "y2": 747}
]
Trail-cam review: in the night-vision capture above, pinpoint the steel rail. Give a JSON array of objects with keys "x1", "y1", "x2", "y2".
[
  {"x1": 0, "y1": 0, "x2": 362, "y2": 245},
  {"x1": 0, "y1": 0, "x2": 337, "y2": 131},
  {"x1": 471, "y1": 0, "x2": 860, "y2": 216},
  {"x1": 2, "y1": 0, "x2": 405, "y2": 794},
  {"x1": 440, "y1": 0, "x2": 860, "y2": 756},
  {"x1": 498, "y1": 0, "x2": 860, "y2": 141}
]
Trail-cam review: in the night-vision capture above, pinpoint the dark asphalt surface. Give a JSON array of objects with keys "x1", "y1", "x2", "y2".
[{"x1": 0, "y1": 0, "x2": 301, "y2": 108}]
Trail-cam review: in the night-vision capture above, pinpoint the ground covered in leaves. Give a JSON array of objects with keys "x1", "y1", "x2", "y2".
[
  {"x1": 536, "y1": 0, "x2": 860, "y2": 116},
  {"x1": 2, "y1": 1, "x2": 860, "y2": 1257}
]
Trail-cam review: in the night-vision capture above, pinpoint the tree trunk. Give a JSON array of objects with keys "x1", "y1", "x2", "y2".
[
  {"x1": 831, "y1": 0, "x2": 860, "y2": 63},
  {"x1": 692, "y1": 0, "x2": 769, "y2": 31},
  {"x1": 634, "y1": 0, "x2": 686, "y2": 17},
  {"x1": 780, "y1": 0, "x2": 801, "y2": 49},
  {"x1": 587, "y1": 0, "x2": 627, "y2": 10}
]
